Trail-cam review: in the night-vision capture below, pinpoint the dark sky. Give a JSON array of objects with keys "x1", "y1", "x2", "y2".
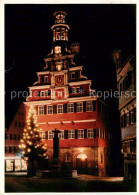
[{"x1": 5, "y1": 4, "x2": 136, "y2": 128}]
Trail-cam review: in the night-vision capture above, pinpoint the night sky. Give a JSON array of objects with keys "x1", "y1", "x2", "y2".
[{"x1": 5, "y1": 4, "x2": 136, "y2": 128}]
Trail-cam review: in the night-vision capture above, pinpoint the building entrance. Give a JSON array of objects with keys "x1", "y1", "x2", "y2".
[{"x1": 76, "y1": 153, "x2": 87, "y2": 173}]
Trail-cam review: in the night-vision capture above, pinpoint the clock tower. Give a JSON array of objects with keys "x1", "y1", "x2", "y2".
[{"x1": 51, "y1": 11, "x2": 70, "y2": 55}]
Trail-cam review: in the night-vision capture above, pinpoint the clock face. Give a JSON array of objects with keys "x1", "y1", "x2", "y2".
[{"x1": 55, "y1": 75, "x2": 64, "y2": 86}]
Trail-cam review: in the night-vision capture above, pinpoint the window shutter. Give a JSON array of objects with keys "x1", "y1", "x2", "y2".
[
  {"x1": 93, "y1": 101, "x2": 96, "y2": 111},
  {"x1": 63, "y1": 104, "x2": 67, "y2": 113},
  {"x1": 64, "y1": 130, "x2": 68, "y2": 139},
  {"x1": 53, "y1": 105, "x2": 57, "y2": 114},
  {"x1": 83, "y1": 102, "x2": 86, "y2": 112},
  {"x1": 95, "y1": 128, "x2": 99, "y2": 138},
  {"x1": 74, "y1": 103, "x2": 77, "y2": 112},
  {"x1": 94, "y1": 129, "x2": 96, "y2": 138},
  {"x1": 84, "y1": 129, "x2": 87, "y2": 138},
  {"x1": 44, "y1": 105, "x2": 47, "y2": 114},
  {"x1": 45, "y1": 131, "x2": 48, "y2": 139},
  {"x1": 75, "y1": 129, "x2": 78, "y2": 139}
]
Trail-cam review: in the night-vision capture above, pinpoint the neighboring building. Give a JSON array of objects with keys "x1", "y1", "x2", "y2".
[
  {"x1": 113, "y1": 49, "x2": 136, "y2": 181},
  {"x1": 5, "y1": 11, "x2": 121, "y2": 176}
]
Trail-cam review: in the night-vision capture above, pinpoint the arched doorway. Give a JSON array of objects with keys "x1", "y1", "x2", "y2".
[{"x1": 76, "y1": 153, "x2": 87, "y2": 173}]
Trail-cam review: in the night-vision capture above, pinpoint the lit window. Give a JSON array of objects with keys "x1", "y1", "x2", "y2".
[
  {"x1": 48, "y1": 131, "x2": 54, "y2": 140},
  {"x1": 86, "y1": 101, "x2": 93, "y2": 112},
  {"x1": 68, "y1": 130, "x2": 75, "y2": 139},
  {"x1": 68, "y1": 103, "x2": 74, "y2": 113},
  {"x1": 38, "y1": 106, "x2": 44, "y2": 115},
  {"x1": 78, "y1": 129, "x2": 84, "y2": 138},
  {"x1": 57, "y1": 104, "x2": 63, "y2": 114},
  {"x1": 41, "y1": 131, "x2": 46, "y2": 140},
  {"x1": 47, "y1": 105, "x2": 53, "y2": 114},
  {"x1": 58, "y1": 130, "x2": 64, "y2": 139},
  {"x1": 88, "y1": 129, "x2": 94, "y2": 138},
  {"x1": 77, "y1": 102, "x2": 83, "y2": 112}
]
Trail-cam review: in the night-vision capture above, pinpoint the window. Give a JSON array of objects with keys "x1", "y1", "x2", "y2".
[
  {"x1": 72, "y1": 88, "x2": 76, "y2": 94},
  {"x1": 126, "y1": 112, "x2": 129, "y2": 127},
  {"x1": 14, "y1": 134, "x2": 16, "y2": 140},
  {"x1": 68, "y1": 130, "x2": 75, "y2": 139},
  {"x1": 68, "y1": 103, "x2": 74, "y2": 113},
  {"x1": 77, "y1": 102, "x2": 83, "y2": 112},
  {"x1": 15, "y1": 121, "x2": 17, "y2": 127},
  {"x1": 38, "y1": 91, "x2": 40, "y2": 97},
  {"x1": 19, "y1": 122, "x2": 21, "y2": 128},
  {"x1": 78, "y1": 129, "x2": 84, "y2": 138},
  {"x1": 38, "y1": 106, "x2": 44, "y2": 115},
  {"x1": 57, "y1": 104, "x2": 63, "y2": 114},
  {"x1": 47, "y1": 105, "x2": 53, "y2": 114},
  {"x1": 10, "y1": 134, "x2": 12, "y2": 140},
  {"x1": 9, "y1": 147, "x2": 12, "y2": 153},
  {"x1": 88, "y1": 129, "x2": 94, "y2": 138},
  {"x1": 130, "y1": 109, "x2": 134, "y2": 124},
  {"x1": 71, "y1": 72, "x2": 76, "y2": 79},
  {"x1": 59, "y1": 130, "x2": 64, "y2": 139},
  {"x1": 40, "y1": 91, "x2": 45, "y2": 97},
  {"x1": 18, "y1": 135, "x2": 20, "y2": 140},
  {"x1": 48, "y1": 131, "x2": 54, "y2": 140},
  {"x1": 41, "y1": 131, "x2": 46, "y2": 140},
  {"x1": 86, "y1": 101, "x2": 93, "y2": 112},
  {"x1": 76, "y1": 87, "x2": 80, "y2": 93},
  {"x1": 44, "y1": 76, "x2": 48, "y2": 83}
]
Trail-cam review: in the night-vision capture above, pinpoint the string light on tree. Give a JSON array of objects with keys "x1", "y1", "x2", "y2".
[{"x1": 19, "y1": 105, "x2": 48, "y2": 168}]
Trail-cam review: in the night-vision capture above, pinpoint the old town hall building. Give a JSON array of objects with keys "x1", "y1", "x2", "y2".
[{"x1": 5, "y1": 11, "x2": 121, "y2": 176}]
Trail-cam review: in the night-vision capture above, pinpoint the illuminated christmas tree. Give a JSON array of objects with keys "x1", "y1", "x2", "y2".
[{"x1": 19, "y1": 105, "x2": 47, "y2": 174}]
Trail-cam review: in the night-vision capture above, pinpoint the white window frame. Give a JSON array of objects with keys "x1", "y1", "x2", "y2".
[
  {"x1": 77, "y1": 102, "x2": 83, "y2": 113},
  {"x1": 68, "y1": 130, "x2": 75, "y2": 139},
  {"x1": 58, "y1": 130, "x2": 64, "y2": 139},
  {"x1": 47, "y1": 105, "x2": 53, "y2": 115},
  {"x1": 38, "y1": 106, "x2": 44, "y2": 115},
  {"x1": 78, "y1": 129, "x2": 84, "y2": 139},
  {"x1": 68, "y1": 103, "x2": 74, "y2": 113},
  {"x1": 41, "y1": 131, "x2": 46, "y2": 140},
  {"x1": 40, "y1": 91, "x2": 45, "y2": 97},
  {"x1": 86, "y1": 101, "x2": 93, "y2": 112},
  {"x1": 57, "y1": 104, "x2": 63, "y2": 114},
  {"x1": 87, "y1": 129, "x2": 94, "y2": 138},
  {"x1": 48, "y1": 131, "x2": 54, "y2": 140}
]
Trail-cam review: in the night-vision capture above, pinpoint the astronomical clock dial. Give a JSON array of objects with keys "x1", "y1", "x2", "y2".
[{"x1": 55, "y1": 75, "x2": 64, "y2": 86}]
